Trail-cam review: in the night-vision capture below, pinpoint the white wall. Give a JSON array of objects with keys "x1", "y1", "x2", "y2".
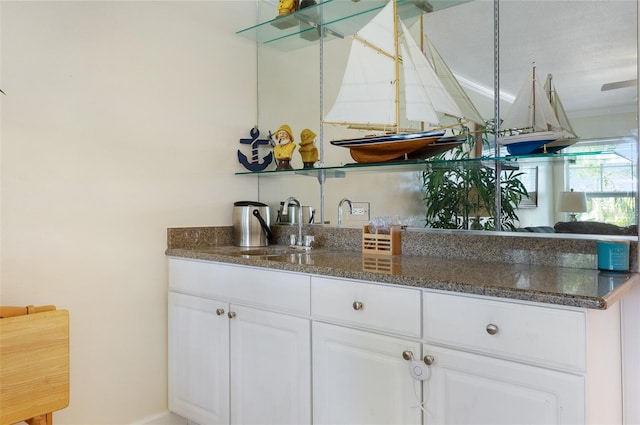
[{"x1": 0, "y1": 2, "x2": 257, "y2": 423}]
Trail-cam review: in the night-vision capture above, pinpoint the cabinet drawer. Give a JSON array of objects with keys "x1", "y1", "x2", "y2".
[
  {"x1": 423, "y1": 291, "x2": 586, "y2": 371},
  {"x1": 311, "y1": 277, "x2": 421, "y2": 337},
  {"x1": 168, "y1": 258, "x2": 310, "y2": 315}
]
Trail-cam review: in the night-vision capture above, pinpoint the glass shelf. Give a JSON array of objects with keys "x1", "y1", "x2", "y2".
[
  {"x1": 235, "y1": 150, "x2": 632, "y2": 178},
  {"x1": 236, "y1": 0, "x2": 471, "y2": 51}
]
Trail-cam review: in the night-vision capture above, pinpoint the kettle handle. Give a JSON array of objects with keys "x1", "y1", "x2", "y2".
[
  {"x1": 308, "y1": 207, "x2": 315, "y2": 224},
  {"x1": 252, "y1": 209, "x2": 273, "y2": 241}
]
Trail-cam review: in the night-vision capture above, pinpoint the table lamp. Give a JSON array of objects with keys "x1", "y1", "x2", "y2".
[{"x1": 557, "y1": 189, "x2": 587, "y2": 222}]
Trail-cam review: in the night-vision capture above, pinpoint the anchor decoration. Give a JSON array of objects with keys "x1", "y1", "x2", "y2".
[{"x1": 237, "y1": 127, "x2": 273, "y2": 172}]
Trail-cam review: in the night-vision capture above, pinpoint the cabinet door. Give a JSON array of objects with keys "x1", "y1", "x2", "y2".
[
  {"x1": 168, "y1": 292, "x2": 230, "y2": 425},
  {"x1": 230, "y1": 305, "x2": 311, "y2": 425},
  {"x1": 423, "y1": 345, "x2": 584, "y2": 425},
  {"x1": 313, "y1": 322, "x2": 422, "y2": 425}
]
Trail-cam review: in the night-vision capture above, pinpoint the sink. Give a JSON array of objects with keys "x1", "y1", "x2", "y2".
[
  {"x1": 238, "y1": 248, "x2": 288, "y2": 256},
  {"x1": 234, "y1": 246, "x2": 311, "y2": 257},
  {"x1": 221, "y1": 245, "x2": 318, "y2": 265}
]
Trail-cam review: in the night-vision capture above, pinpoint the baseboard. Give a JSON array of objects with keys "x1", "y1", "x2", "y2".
[{"x1": 132, "y1": 411, "x2": 188, "y2": 425}]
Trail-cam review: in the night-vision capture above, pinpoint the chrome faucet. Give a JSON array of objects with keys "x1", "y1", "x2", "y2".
[
  {"x1": 283, "y1": 196, "x2": 303, "y2": 246},
  {"x1": 338, "y1": 198, "x2": 353, "y2": 226}
]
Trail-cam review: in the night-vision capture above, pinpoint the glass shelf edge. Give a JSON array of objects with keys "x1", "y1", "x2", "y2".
[
  {"x1": 236, "y1": 0, "x2": 469, "y2": 51},
  {"x1": 233, "y1": 150, "x2": 629, "y2": 177}
]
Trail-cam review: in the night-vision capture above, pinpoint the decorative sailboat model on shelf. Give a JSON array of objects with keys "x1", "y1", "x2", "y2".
[
  {"x1": 325, "y1": 0, "x2": 485, "y2": 164},
  {"x1": 541, "y1": 73, "x2": 579, "y2": 153},
  {"x1": 497, "y1": 65, "x2": 578, "y2": 155}
]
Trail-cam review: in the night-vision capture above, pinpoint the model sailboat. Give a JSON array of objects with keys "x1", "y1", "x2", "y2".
[
  {"x1": 326, "y1": 1, "x2": 484, "y2": 163},
  {"x1": 498, "y1": 65, "x2": 576, "y2": 155},
  {"x1": 540, "y1": 73, "x2": 578, "y2": 153}
]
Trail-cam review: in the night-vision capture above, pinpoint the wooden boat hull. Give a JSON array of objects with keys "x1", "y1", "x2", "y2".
[
  {"x1": 403, "y1": 137, "x2": 465, "y2": 160},
  {"x1": 330, "y1": 130, "x2": 446, "y2": 163}
]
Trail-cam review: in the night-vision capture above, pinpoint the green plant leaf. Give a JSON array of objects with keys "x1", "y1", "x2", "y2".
[{"x1": 421, "y1": 132, "x2": 527, "y2": 231}]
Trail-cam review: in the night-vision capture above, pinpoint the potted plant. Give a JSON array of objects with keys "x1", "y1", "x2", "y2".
[{"x1": 421, "y1": 130, "x2": 529, "y2": 231}]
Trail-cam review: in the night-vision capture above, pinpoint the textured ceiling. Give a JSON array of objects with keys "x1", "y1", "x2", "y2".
[
  {"x1": 424, "y1": 0, "x2": 638, "y2": 119},
  {"x1": 260, "y1": 0, "x2": 637, "y2": 119}
]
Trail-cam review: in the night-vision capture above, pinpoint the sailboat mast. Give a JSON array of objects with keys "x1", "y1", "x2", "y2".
[
  {"x1": 547, "y1": 73, "x2": 554, "y2": 129},
  {"x1": 393, "y1": 0, "x2": 400, "y2": 134},
  {"x1": 419, "y1": 13, "x2": 425, "y2": 132},
  {"x1": 531, "y1": 65, "x2": 537, "y2": 130}
]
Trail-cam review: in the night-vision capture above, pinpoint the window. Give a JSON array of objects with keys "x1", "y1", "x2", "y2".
[{"x1": 566, "y1": 137, "x2": 637, "y2": 226}]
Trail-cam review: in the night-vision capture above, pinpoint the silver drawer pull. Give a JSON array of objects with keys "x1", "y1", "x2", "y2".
[
  {"x1": 352, "y1": 301, "x2": 365, "y2": 311},
  {"x1": 228, "y1": 311, "x2": 236, "y2": 319},
  {"x1": 486, "y1": 323, "x2": 499, "y2": 335},
  {"x1": 402, "y1": 350, "x2": 414, "y2": 361},
  {"x1": 216, "y1": 308, "x2": 225, "y2": 316}
]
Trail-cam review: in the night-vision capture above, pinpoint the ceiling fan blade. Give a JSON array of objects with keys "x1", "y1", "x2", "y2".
[{"x1": 601, "y1": 79, "x2": 638, "y2": 91}]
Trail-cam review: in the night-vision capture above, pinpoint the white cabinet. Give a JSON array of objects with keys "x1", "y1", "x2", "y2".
[
  {"x1": 168, "y1": 292, "x2": 229, "y2": 425},
  {"x1": 168, "y1": 259, "x2": 625, "y2": 425},
  {"x1": 168, "y1": 258, "x2": 311, "y2": 425},
  {"x1": 423, "y1": 344, "x2": 584, "y2": 424},
  {"x1": 312, "y1": 322, "x2": 422, "y2": 425},
  {"x1": 311, "y1": 276, "x2": 421, "y2": 337},
  {"x1": 311, "y1": 276, "x2": 423, "y2": 425},
  {"x1": 423, "y1": 290, "x2": 586, "y2": 371},
  {"x1": 229, "y1": 305, "x2": 311, "y2": 425},
  {"x1": 422, "y1": 291, "x2": 623, "y2": 425},
  {"x1": 168, "y1": 257, "x2": 310, "y2": 316}
]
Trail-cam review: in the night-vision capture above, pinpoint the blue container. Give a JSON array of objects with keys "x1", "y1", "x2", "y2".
[{"x1": 597, "y1": 240, "x2": 630, "y2": 272}]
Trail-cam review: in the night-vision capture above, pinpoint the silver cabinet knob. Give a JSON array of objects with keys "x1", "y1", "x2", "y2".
[
  {"x1": 402, "y1": 350, "x2": 414, "y2": 361},
  {"x1": 352, "y1": 301, "x2": 365, "y2": 311},
  {"x1": 423, "y1": 355, "x2": 435, "y2": 365},
  {"x1": 216, "y1": 308, "x2": 225, "y2": 316},
  {"x1": 486, "y1": 323, "x2": 499, "y2": 335},
  {"x1": 228, "y1": 311, "x2": 236, "y2": 319}
]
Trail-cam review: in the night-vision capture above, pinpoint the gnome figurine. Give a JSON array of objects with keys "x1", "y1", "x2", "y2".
[
  {"x1": 273, "y1": 124, "x2": 296, "y2": 170},
  {"x1": 298, "y1": 129, "x2": 318, "y2": 168},
  {"x1": 277, "y1": 0, "x2": 298, "y2": 16}
]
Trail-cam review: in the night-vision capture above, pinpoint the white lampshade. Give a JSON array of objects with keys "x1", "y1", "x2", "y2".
[{"x1": 557, "y1": 189, "x2": 587, "y2": 221}]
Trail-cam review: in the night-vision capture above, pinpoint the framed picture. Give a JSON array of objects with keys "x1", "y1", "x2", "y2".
[{"x1": 519, "y1": 167, "x2": 538, "y2": 208}]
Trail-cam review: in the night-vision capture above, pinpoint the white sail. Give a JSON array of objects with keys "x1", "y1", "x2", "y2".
[
  {"x1": 400, "y1": 22, "x2": 461, "y2": 125},
  {"x1": 502, "y1": 66, "x2": 560, "y2": 132},
  {"x1": 356, "y1": 0, "x2": 396, "y2": 59},
  {"x1": 325, "y1": 1, "x2": 471, "y2": 162},
  {"x1": 425, "y1": 36, "x2": 485, "y2": 126},
  {"x1": 401, "y1": 43, "x2": 439, "y2": 125},
  {"x1": 544, "y1": 74, "x2": 577, "y2": 138},
  {"x1": 323, "y1": 40, "x2": 396, "y2": 126},
  {"x1": 324, "y1": 2, "x2": 396, "y2": 127},
  {"x1": 324, "y1": 2, "x2": 397, "y2": 126},
  {"x1": 324, "y1": 1, "x2": 481, "y2": 132}
]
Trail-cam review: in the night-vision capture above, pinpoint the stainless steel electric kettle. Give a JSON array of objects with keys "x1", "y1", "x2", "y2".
[{"x1": 232, "y1": 201, "x2": 273, "y2": 247}]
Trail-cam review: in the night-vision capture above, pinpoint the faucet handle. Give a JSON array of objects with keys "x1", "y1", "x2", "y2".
[{"x1": 304, "y1": 235, "x2": 315, "y2": 247}]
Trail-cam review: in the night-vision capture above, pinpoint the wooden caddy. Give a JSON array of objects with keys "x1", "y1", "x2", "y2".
[{"x1": 362, "y1": 225, "x2": 402, "y2": 255}]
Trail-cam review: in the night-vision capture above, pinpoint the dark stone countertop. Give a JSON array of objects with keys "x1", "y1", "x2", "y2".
[{"x1": 165, "y1": 242, "x2": 638, "y2": 310}]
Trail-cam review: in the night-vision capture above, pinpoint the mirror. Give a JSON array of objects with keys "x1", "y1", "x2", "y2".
[
  {"x1": 497, "y1": 0, "x2": 637, "y2": 236},
  {"x1": 254, "y1": 0, "x2": 638, "y2": 238}
]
